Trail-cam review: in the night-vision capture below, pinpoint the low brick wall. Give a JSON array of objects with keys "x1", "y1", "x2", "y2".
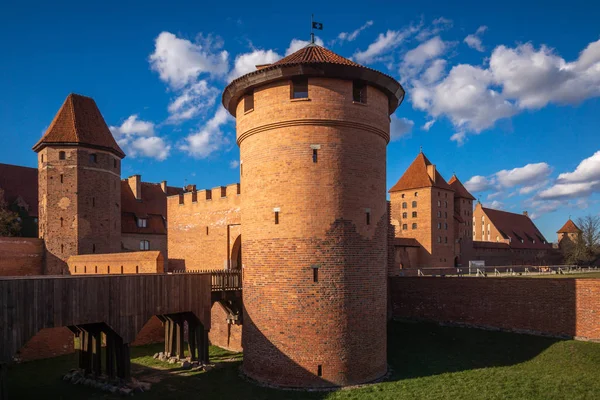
[
  {"x1": 16, "y1": 327, "x2": 74, "y2": 362},
  {"x1": 67, "y1": 251, "x2": 164, "y2": 274},
  {"x1": 209, "y1": 303, "x2": 242, "y2": 352},
  {"x1": 132, "y1": 316, "x2": 164, "y2": 346},
  {"x1": 0, "y1": 237, "x2": 43, "y2": 276},
  {"x1": 390, "y1": 277, "x2": 600, "y2": 341}
]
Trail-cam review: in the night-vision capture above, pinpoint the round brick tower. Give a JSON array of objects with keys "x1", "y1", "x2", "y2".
[{"x1": 222, "y1": 44, "x2": 404, "y2": 388}]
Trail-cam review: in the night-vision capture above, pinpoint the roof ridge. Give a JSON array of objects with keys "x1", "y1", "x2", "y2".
[{"x1": 68, "y1": 94, "x2": 80, "y2": 143}]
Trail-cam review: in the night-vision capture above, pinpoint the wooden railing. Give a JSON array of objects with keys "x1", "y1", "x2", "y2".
[{"x1": 171, "y1": 269, "x2": 242, "y2": 291}]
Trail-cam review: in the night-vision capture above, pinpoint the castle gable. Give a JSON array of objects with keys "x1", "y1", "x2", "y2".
[{"x1": 389, "y1": 152, "x2": 452, "y2": 192}]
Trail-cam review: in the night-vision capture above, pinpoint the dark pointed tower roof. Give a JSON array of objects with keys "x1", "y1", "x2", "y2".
[
  {"x1": 32, "y1": 94, "x2": 125, "y2": 158},
  {"x1": 222, "y1": 43, "x2": 404, "y2": 116},
  {"x1": 448, "y1": 174, "x2": 476, "y2": 200},
  {"x1": 557, "y1": 219, "x2": 582, "y2": 234},
  {"x1": 389, "y1": 152, "x2": 452, "y2": 192}
]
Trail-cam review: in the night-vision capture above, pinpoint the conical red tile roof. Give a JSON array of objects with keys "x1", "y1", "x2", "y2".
[
  {"x1": 32, "y1": 94, "x2": 125, "y2": 158},
  {"x1": 272, "y1": 44, "x2": 361, "y2": 67},
  {"x1": 448, "y1": 175, "x2": 476, "y2": 200},
  {"x1": 557, "y1": 219, "x2": 581, "y2": 234},
  {"x1": 389, "y1": 153, "x2": 452, "y2": 192}
]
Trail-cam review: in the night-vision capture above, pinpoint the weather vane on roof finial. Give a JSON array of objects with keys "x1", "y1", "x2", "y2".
[
  {"x1": 420, "y1": 145, "x2": 423, "y2": 153},
  {"x1": 311, "y1": 14, "x2": 323, "y2": 44}
]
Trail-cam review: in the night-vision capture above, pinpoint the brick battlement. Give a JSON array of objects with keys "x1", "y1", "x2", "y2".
[{"x1": 168, "y1": 183, "x2": 241, "y2": 206}]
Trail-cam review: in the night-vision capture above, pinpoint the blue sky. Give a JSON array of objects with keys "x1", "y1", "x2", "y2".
[{"x1": 1, "y1": 0, "x2": 600, "y2": 241}]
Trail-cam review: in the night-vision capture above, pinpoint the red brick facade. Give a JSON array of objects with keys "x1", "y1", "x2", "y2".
[
  {"x1": 0, "y1": 237, "x2": 43, "y2": 276},
  {"x1": 390, "y1": 277, "x2": 600, "y2": 341},
  {"x1": 235, "y1": 75, "x2": 391, "y2": 388}
]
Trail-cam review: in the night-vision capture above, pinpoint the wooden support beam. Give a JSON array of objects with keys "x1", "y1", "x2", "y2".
[
  {"x1": 167, "y1": 316, "x2": 176, "y2": 357},
  {"x1": 91, "y1": 330, "x2": 102, "y2": 375},
  {"x1": 84, "y1": 330, "x2": 93, "y2": 374},
  {"x1": 188, "y1": 320, "x2": 197, "y2": 361},
  {"x1": 106, "y1": 330, "x2": 115, "y2": 379},
  {"x1": 175, "y1": 316, "x2": 184, "y2": 358},
  {"x1": 164, "y1": 317, "x2": 171, "y2": 357},
  {"x1": 203, "y1": 330, "x2": 210, "y2": 363},
  {"x1": 122, "y1": 344, "x2": 131, "y2": 380}
]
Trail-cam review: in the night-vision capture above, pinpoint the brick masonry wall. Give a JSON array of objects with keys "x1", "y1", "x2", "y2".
[
  {"x1": 209, "y1": 303, "x2": 242, "y2": 352},
  {"x1": 122, "y1": 233, "x2": 167, "y2": 258},
  {"x1": 390, "y1": 277, "x2": 600, "y2": 340},
  {"x1": 167, "y1": 184, "x2": 241, "y2": 271},
  {"x1": 67, "y1": 251, "x2": 164, "y2": 274},
  {"x1": 16, "y1": 327, "x2": 75, "y2": 362},
  {"x1": 38, "y1": 147, "x2": 122, "y2": 275},
  {"x1": 0, "y1": 237, "x2": 43, "y2": 276},
  {"x1": 238, "y1": 77, "x2": 389, "y2": 388},
  {"x1": 131, "y1": 316, "x2": 164, "y2": 346}
]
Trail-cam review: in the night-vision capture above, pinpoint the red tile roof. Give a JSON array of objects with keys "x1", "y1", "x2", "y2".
[
  {"x1": 389, "y1": 152, "x2": 453, "y2": 192},
  {"x1": 557, "y1": 219, "x2": 582, "y2": 234},
  {"x1": 120, "y1": 180, "x2": 184, "y2": 235},
  {"x1": 482, "y1": 206, "x2": 551, "y2": 249},
  {"x1": 32, "y1": 94, "x2": 125, "y2": 158},
  {"x1": 0, "y1": 163, "x2": 38, "y2": 217},
  {"x1": 272, "y1": 44, "x2": 361, "y2": 67},
  {"x1": 448, "y1": 175, "x2": 476, "y2": 200}
]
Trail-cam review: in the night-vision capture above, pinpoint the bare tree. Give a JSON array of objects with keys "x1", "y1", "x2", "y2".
[
  {"x1": 563, "y1": 215, "x2": 600, "y2": 265},
  {"x1": 0, "y1": 188, "x2": 21, "y2": 237}
]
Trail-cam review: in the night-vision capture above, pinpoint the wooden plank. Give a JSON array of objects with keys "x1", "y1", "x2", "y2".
[{"x1": 0, "y1": 363, "x2": 7, "y2": 400}]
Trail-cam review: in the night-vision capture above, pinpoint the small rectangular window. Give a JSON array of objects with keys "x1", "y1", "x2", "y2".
[
  {"x1": 366, "y1": 211, "x2": 371, "y2": 225},
  {"x1": 313, "y1": 149, "x2": 318, "y2": 163},
  {"x1": 317, "y1": 364, "x2": 322, "y2": 377},
  {"x1": 90, "y1": 154, "x2": 97, "y2": 163},
  {"x1": 92, "y1": 244, "x2": 96, "y2": 253},
  {"x1": 140, "y1": 240, "x2": 149, "y2": 250},
  {"x1": 275, "y1": 211, "x2": 279, "y2": 224},
  {"x1": 244, "y1": 91, "x2": 254, "y2": 112},
  {"x1": 59, "y1": 151, "x2": 65, "y2": 160},
  {"x1": 313, "y1": 268, "x2": 318, "y2": 283},
  {"x1": 114, "y1": 159, "x2": 117, "y2": 168},
  {"x1": 402, "y1": 224, "x2": 408, "y2": 230},
  {"x1": 352, "y1": 80, "x2": 367, "y2": 103},
  {"x1": 291, "y1": 78, "x2": 308, "y2": 99},
  {"x1": 60, "y1": 174, "x2": 64, "y2": 183},
  {"x1": 137, "y1": 218, "x2": 147, "y2": 228}
]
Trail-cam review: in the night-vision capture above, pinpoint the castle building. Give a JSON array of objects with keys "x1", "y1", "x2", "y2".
[
  {"x1": 32, "y1": 94, "x2": 125, "y2": 274},
  {"x1": 557, "y1": 219, "x2": 582, "y2": 248},
  {"x1": 221, "y1": 43, "x2": 404, "y2": 388}
]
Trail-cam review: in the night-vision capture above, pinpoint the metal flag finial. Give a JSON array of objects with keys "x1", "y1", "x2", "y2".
[{"x1": 420, "y1": 145, "x2": 423, "y2": 153}]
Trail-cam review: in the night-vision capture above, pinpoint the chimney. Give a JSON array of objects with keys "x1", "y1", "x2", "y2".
[
  {"x1": 128, "y1": 175, "x2": 142, "y2": 200},
  {"x1": 523, "y1": 211, "x2": 529, "y2": 217},
  {"x1": 160, "y1": 180, "x2": 168, "y2": 194},
  {"x1": 426, "y1": 164, "x2": 436, "y2": 182}
]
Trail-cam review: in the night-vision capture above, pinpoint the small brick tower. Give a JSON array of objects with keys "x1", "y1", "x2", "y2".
[
  {"x1": 223, "y1": 44, "x2": 404, "y2": 387},
  {"x1": 33, "y1": 94, "x2": 125, "y2": 274}
]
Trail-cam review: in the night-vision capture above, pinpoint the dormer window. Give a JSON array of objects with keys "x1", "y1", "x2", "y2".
[
  {"x1": 137, "y1": 218, "x2": 147, "y2": 228},
  {"x1": 291, "y1": 78, "x2": 308, "y2": 99},
  {"x1": 352, "y1": 80, "x2": 367, "y2": 104}
]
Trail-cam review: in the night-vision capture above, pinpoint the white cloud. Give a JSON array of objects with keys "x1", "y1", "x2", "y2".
[
  {"x1": 404, "y1": 38, "x2": 600, "y2": 143},
  {"x1": 334, "y1": 21, "x2": 373, "y2": 45},
  {"x1": 464, "y1": 26, "x2": 487, "y2": 52},
  {"x1": 390, "y1": 115, "x2": 414, "y2": 140},
  {"x1": 422, "y1": 119, "x2": 436, "y2": 131},
  {"x1": 229, "y1": 160, "x2": 240, "y2": 169},
  {"x1": 490, "y1": 40, "x2": 600, "y2": 109},
  {"x1": 488, "y1": 200, "x2": 504, "y2": 209},
  {"x1": 129, "y1": 136, "x2": 171, "y2": 161},
  {"x1": 353, "y1": 25, "x2": 419, "y2": 64},
  {"x1": 166, "y1": 80, "x2": 219, "y2": 123},
  {"x1": 110, "y1": 115, "x2": 171, "y2": 161},
  {"x1": 179, "y1": 107, "x2": 232, "y2": 158},
  {"x1": 519, "y1": 180, "x2": 549, "y2": 195},
  {"x1": 403, "y1": 36, "x2": 448, "y2": 70},
  {"x1": 228, "y1": 49, "x2": 282, "y2": 81},
  {"x1": 415, "y1": 17, "x2": 453, "y2": 42},
  {"x1": 495, "y1": 162, "x2": 552, "y2": 188},
  {"x1": 285, "y1": 37, "x2": 324, "y2": 56},
  {"x1": 465, "y1": 175, "x2": 493, "y2": 192},
  {"x1": 538, "y1": 151, "x2": 600, "y2": 200},
  {"x1": 149, "y1": 32, "x2": 229, "y2": 89},
  {"x1": 450, "y1": 131, "x2": 467, "y2": 145}
]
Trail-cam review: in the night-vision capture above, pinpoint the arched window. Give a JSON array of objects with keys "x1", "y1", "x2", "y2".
[
  {"x1": 412, "y1": 211, "x2": 417, "y2": 218},
  {"x1": 59, "y1": 151, "x2": 65, "y2": 160},
  {"x1": 402, "y1": 212, "x2": 407, "y2": 218},
  {"x1": 412, "y1": 223, "x2": 417, "y2": 229},
  {"x1": 402, "y1": 202, "x2": 407, "y2": 209},
  {"x1": 412, "y1": 201, "x2": 417, "y2": 208},
  {"x1": 414, "y1": 192, "x2": 418, "y2": 197},
  {"x1": 402, "y1": 224, "x2": 407, "y2": 230}
]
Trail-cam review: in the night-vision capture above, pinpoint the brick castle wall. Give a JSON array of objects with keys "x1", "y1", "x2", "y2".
[
  {"x1": 238, "y1": 77, "x2": 389, "y2": 387},
  {"x1": 167, "y1": 184, "x2": 241, "y2": 271},
  {"x1": 0, "y1": 237, "x2": 43, "y2": 276},
  {"x1": 209, "y1": 303, "x2": 243, "y2": 352},
  {"x1": 67, "y1": 250, "x2": 165, "y2": 274},
  {"x1": 121, "y1": 233, "x2": 167, "y2": 258},
  {"x1": 390, "y1": 277, "x2": 600, "y2": 340},
  {"x1": 38, "y1": 147, "x2": 122, "y2": 275}
]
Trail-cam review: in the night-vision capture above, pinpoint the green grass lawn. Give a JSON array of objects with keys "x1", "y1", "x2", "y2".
[
  {"x1": 527, "y1": 271, "x2": 600, "y2": 279},
  {"x1": 7, "y1": 321, "x2": 600, "y2": 399}
]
